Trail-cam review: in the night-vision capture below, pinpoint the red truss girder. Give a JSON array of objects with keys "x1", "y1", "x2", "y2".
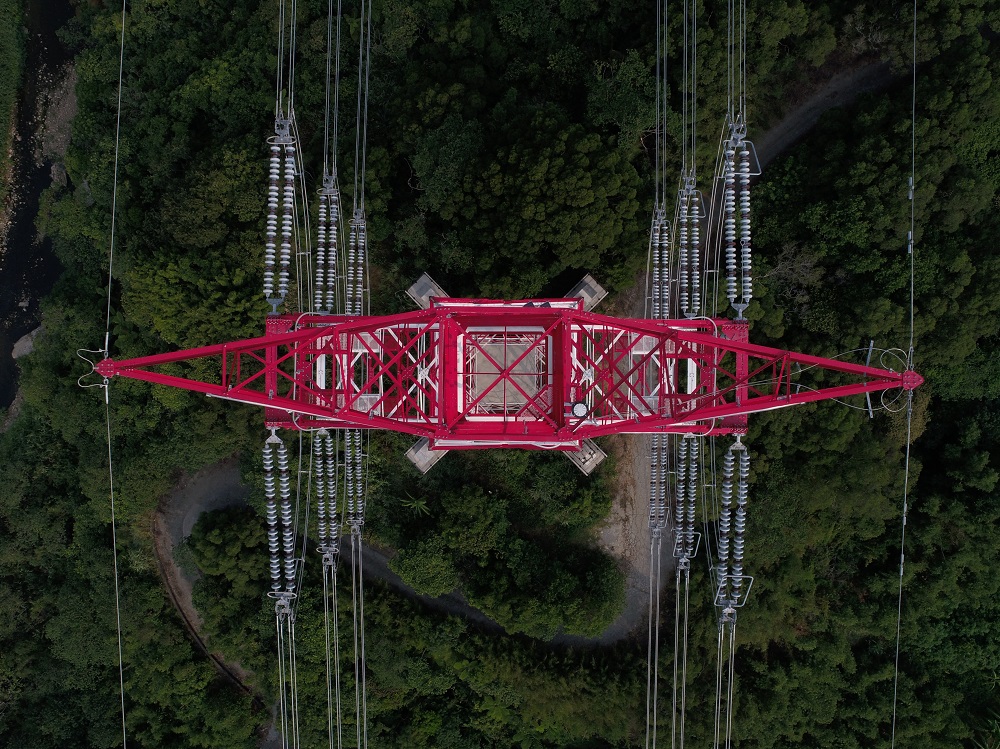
[{"x1": 94, "y1": 298, "x2": 922, "y2": 446}]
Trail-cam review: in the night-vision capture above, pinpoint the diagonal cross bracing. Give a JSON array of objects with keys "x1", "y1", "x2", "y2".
[{"x1": 93, "y1": 299, "x2": 922, "y2": 445}]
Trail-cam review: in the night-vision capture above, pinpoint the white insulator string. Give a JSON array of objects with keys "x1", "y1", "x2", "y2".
[
  {"x1": 265, "y1": 438, "x2": 282, "y2": 591},
  {"x1": 328, "y1": 191, "x2": 341, "y2": 312},
  {"x1": 347, "y1": 214, "x2": 367, "y2": 315},
  {"x1": 279, "y1": 441, "x2": 297, "y2": 591},
  {"x1": 685, "y1": 437, "x2": 698, "y2": 557},
  {"x1": 688, "y1": 193, "x2": 701, "y2": 317},
  {"x1": 678, "y1": 198, "x2": 690, "y2": 315},
  {"x1": 738, "y1": 147, "x2": 752, "y2": 306},
  {"x1": 718, "y1": 449, "x2": 734, "y2": 597},
  {"x1": 723, "y1": 145, "x2": 737, "y2": 305},
  {"x1": 712, "y1": 439, "x2": 749, "y2": 748},
  {"x1": 314, "y1": 434, "x2": 329, "y2": 551},
  {"x1": 651, "y1": 221, "x2": 660, "y2": 319},
  {"x1": 646, "y1": 210, "x2": 671, "y2": 320},
  {"x1": 278, "y1": 141, "x2": 295, "y2": 300},
  {"x1": 326, "y1": 191, "x2": 344, "y2": 311},
  {"x1": 674, "y1": 437, "x2": 688, "y2": 541},
  {"x1": 659, "y1": 216, "x2": 672, "y2": 319},
  {"x1": 327, "y1": 433, "x2": 340, "y2": 553},
  {"x1": 732, "y1": 449, "x2": 749, "y2": 602},
  {"x1": 265, "y1": 143, "x2": 280, "y2": 298},
  {"x1": 346, "y1": 219, "x2": 357, "y2": 314},
  {"x1": 315, "y1": 198, "x2": 328, "y2": 311}
]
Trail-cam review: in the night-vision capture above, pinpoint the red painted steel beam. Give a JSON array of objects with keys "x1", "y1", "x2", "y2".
[{"x1": 92, "y1": 300, "x2": 922, "y2": 446}]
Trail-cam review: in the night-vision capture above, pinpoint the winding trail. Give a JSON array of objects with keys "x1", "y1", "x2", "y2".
[
  {"x1": 754, "y1": 61, "x2": 892, "y2": 169},
  {"x1": 150, "y1": 59, "x2": 899, "y2": 662},
  {"x1": 151, "y1": 459, "x2": 256, "y2": 691},
  {"x1": 152, "y1": 460, "x2": 504, "y2": 680}
]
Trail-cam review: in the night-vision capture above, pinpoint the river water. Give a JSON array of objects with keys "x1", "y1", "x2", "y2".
[{"x1": 0, "y1": 0, "x2": 73, "y2": 408}]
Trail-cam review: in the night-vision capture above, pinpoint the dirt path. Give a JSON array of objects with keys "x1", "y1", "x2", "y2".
[
  {"x1": 149, "y1": 460, "x2": 508, "y2": 748},
  {"x1": 151, "y1": 458, "x2": 256, "y2": 689},
  {"x1": 152, "y1": 457, "x2": 504, "y2": 652},
  {"x1": 754, "y1": 61, "x2": 892, "y2": 168}
]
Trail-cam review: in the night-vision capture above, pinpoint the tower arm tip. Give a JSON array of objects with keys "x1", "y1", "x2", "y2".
[
  {"x1": 901, "y1": 369, "x2": 923, "y2": 391},
  {"x1": 95, "y1": 359, "x2": 118, "y2": 378}
]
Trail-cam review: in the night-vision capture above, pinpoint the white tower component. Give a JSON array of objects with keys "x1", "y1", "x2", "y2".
[
  {"x1": 678, "y1": 199, "x2": 690, "y2": 316},
  {"x1": 264, "y1": 437, "x2": 282, "y2": 591},
  {"x1": 723, "y1": 145, "x2": 738, "y2": 305},
  {"x1": 738, "y1": 145, "x2": 753, "y2": 307},
  {"x1": 688, "y1": 192, "x2": 702, "y2": 316},
  {"x1": 264, "y1": 145, "x2": 281, "y2": 299},
  {"x1": 279, "y1": 141, "x2": 296, "y2": 301}
]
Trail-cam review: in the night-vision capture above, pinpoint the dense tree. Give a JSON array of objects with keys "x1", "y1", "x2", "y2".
[{"x1": 3, "y1": 0, "x2": 1000, "y2": 746}]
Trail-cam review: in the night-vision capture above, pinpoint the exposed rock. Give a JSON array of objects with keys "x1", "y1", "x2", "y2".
[
  {"x1": 1, "y1": 389, "x2": 24, "y2": 433},
  {"x1": 12, "y1": 324, "x2": 43, "y2": 359},
  {"x1": 50, "y1": 161, "x2": 66, "y2": 187},
  {"x1": 39, "y1": 64, "x2": 77, "y2": 163}
]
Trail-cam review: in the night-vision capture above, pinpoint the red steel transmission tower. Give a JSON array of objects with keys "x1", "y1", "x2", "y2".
[{"x1": 94, "y1": 296, "x2": 922, "y2": 451}]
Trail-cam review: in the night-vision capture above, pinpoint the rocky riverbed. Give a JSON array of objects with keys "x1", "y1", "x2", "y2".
[{"x1": 0, "y1": 0, "x2": 74, "y2": 409}]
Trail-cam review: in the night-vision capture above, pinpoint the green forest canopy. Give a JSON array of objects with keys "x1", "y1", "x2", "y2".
[{"x1": 1, "y1": 0, "x2": 999, "y2": 747}]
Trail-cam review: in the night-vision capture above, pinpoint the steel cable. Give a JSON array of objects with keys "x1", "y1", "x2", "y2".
[
  {"x1": 96, "y1": 2, "x2": 130, "y2": 742},
  {"x1": 891, "y1": 7, "x2": 919, "y2": 743}
]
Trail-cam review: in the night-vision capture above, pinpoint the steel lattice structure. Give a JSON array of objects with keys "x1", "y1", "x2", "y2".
[{"x1": 95, "y1": 297, "x2": 922, "y2": 450}]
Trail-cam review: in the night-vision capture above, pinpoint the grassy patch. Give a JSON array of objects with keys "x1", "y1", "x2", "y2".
[{"x1": 0, "y1": 0, "x2": 24, "y2": 205}]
